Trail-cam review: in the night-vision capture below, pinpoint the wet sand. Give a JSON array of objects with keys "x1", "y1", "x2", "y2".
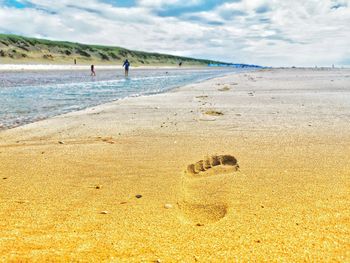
[{"x1": 0, "y1": 69, "x2": 349, "y2": 261}]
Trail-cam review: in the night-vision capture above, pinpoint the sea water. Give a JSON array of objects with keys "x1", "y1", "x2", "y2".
[{"x1": 0, "y1": 68, "x2": 245, "y2": 129}]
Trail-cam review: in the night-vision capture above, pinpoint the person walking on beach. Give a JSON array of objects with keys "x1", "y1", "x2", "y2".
[
  {"x1": 123, "y1": 59, "x2": 130, "y2": 77},
  {"x1": 90, "y1": 64, "x2": 96, "y2": 76}
]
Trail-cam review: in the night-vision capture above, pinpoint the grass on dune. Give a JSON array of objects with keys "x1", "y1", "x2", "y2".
[{"x1": 0, "y1": 34, "x2": 226, "y2": 66}]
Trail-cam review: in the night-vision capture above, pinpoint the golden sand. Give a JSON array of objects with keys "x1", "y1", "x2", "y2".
[{"x1": 0, "y1": 69, "x2": 349, "y2": 262}]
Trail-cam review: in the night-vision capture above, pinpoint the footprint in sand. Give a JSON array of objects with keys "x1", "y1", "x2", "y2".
[{"x1": 178, "y1": 155, "x2": 239, "y2": 225}]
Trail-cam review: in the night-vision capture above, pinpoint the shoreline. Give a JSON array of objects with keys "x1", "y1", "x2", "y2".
[
  {"x1": 0, "y1": 68, "x2": 242, "y2": 131},
  {"x1": 0, "y1": 68, "x2": 349, "y2": 261},
  {"x1": 1, "y1": 63, "x2": 348, "y2": 72}
]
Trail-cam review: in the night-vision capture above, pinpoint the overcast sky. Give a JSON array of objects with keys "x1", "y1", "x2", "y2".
[{"x1": 0, "y1": 0, "x2": 349, "y2": 67}]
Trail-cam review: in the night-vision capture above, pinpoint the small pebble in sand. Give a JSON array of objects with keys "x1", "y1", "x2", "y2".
[
  {"x1": 196, "y1": 223, "x2": 204, "y2": 226},
  {"x1": 135, "y1": 194, "x2": 142, "y2": 199},
  {"x1": 41, "y1": 151, "x2": 45, "y2": 154},
  {"x1": 100, "y1": 211, "x2": 108, "y2": 214},
  {"x1": 15, "y1": 200, "x2": 29, "y2": 204},
  {"x1": 58, "y1": 141, "x2": 64, "y2": 144},
  {"x1": 164, "y1": 204, "x2": 173, "y2": 209},
  {"x1": 3, "y1": 177, "x2": 8, "y2": 180},
  {"x1": 155, "y1": 259, "x2": 161, "y2": 263},
  {"x1": 95, "y1": 185, "x2": 102, "y2": 189}
]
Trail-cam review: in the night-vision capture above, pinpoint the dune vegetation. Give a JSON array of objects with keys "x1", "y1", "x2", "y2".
[{"x1": 0, "y1": 34, "x2": 226, "y2": 66}]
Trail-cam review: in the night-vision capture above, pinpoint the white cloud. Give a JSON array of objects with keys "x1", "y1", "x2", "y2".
[
  {"x1": 138, "y1": 0, "x2": 201, "y2": 9},
  {"x1": 0, "y1": 0, "x2": 349, "y2": 67}
]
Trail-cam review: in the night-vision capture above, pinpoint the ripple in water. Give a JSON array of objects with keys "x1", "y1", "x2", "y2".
[{"x1": 0, "y1": 68, "x2": 247, "y2": 129}]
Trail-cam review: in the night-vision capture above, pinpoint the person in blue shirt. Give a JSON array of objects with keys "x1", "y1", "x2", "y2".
[{"x1": 123, "y1": 59, "x2": 130, "y2": 77}]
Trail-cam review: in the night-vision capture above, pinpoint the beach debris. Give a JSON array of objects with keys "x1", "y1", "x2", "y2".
[
  {"x1": 15, "y1": 200, "x2": 29, "y2": 204},
  {"x1": 120, "y1": 201, "x2": 127, "y2": 204},
  {"x1": 41, "y1": 151, "x2": 45, "y2": 154},
  {"x1": 2, "y1": 177, "x2": 8, "y2": 180},
  {"x1": 164, "y1": 204, "x2": 173, "y2": 209},
  {"x1": 218, "y1": 86, "x2": 230, "y2": 91},
  {"x1": 58, "y1": 141, "x2": 65, "y2": 144},
  {"x1": 95, "y1": 185, "x2": 102, "y2": 189},
  {"x1": 204, "y1": 110, "x2": 224, "y2": 116},
  {"x1": 100, "y1": 211, "x2": 109, "y2": 214},
  {"x1": 154, "y1": 259, "x2": 161, "y2": 263},
  {"x1": 135, "y1": 194, "x2": 142, "y2": 199},
  {"x1": 196, "y1": 223, "x2": 204, "y2": 226},
  {"x1": 196, "y1": 95, "x2": 209, "y2": 99},
  {"x1": 101, "y1": 137, "x2": 116, "y2": 144}
]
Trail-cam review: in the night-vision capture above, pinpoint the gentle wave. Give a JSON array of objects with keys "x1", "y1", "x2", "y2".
[{"x1": 0, "y1": 68, "x2": 247, "y2": 129}]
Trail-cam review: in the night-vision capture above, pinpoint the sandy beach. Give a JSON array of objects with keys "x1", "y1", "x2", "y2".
[{"x1": 0, "y1": 68, "x2": 349, "y2": 261}]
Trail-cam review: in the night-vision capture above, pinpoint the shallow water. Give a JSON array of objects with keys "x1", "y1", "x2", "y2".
[{"x1": 0, "y1": 68, "x2": 245, "y2": 129}]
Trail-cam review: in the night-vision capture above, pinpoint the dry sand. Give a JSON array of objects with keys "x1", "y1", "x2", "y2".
[{"x1": 0, "y1": 68, "x2": 349, "y2": 262}]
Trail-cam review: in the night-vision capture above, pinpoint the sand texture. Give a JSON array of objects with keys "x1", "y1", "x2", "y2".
[{"x1": 0, "y1": 69, "x2": 349, "y2": 262}]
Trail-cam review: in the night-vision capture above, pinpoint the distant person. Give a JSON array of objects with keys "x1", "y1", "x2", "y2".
[
  {"x1": 74, "y1": 59, "x2": 77, "y2": 65},
  {"x1": 90, "y1": 64, "x2": 96, "y2": 76},
  {"x1": 179, "y1": 61, "x2": 182, "y2": 67},
  {"x1": 123, "y1": 59, "x2": 130, "y2": 77}
]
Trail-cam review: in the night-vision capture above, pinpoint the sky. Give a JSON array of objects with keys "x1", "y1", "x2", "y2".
[{"x1": 0, "y1": 0, "x2": 349, "y2": 67}]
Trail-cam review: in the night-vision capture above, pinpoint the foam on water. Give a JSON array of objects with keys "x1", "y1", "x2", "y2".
[{"x1": 0, "y1": 68, "x2": 245, "y2": 129}]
